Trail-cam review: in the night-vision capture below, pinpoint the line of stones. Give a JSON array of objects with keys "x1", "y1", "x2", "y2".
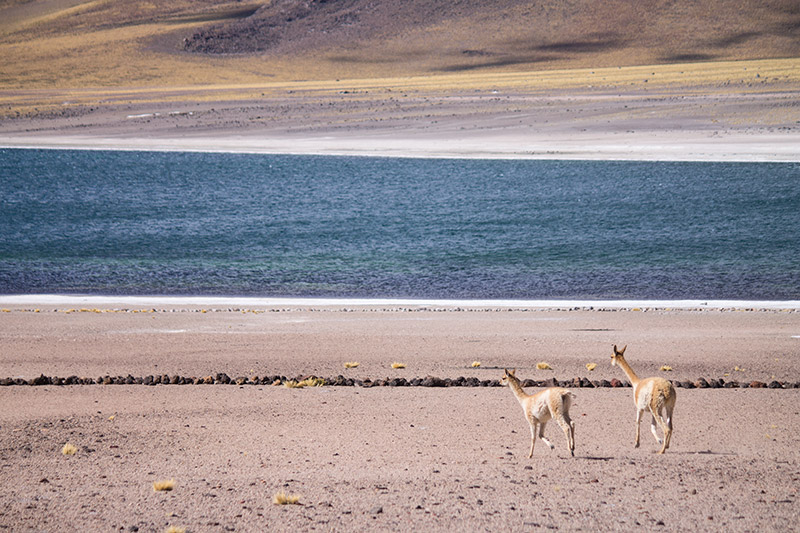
[{"x1": 2, "y1": 374, "x2": 798, "y2": 389}]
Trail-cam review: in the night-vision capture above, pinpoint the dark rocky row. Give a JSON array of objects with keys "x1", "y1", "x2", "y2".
[{"x1": 1, "y1": 374, "x2": 798, "y2": 389}]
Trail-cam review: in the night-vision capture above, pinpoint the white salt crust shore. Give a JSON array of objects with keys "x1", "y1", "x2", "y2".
[
  {"x1": 1, "y1": 294, "x2": 798, "y2": 309},
  {"x1": 2, "y1": 131, "x2": 800, "y2": 162}
]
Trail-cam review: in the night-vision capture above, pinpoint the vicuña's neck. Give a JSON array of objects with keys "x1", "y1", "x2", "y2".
[
  {"x1": 615, "y1": 357, "x2": 640, "y2": 384},
  {"x1": 506, "y1": 377, "x2": 530, "y2": 403}
]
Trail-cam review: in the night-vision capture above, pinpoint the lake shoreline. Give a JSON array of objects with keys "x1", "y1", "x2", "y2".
[
  {"x1": 2, "y1": 75, "x2": 799, "y2": 163},
  {"x1": 2, "y1": 130, "x2": 799, "y2": 162},
  {"x1": 2, "y1": 294, "x2": 800, "y2": 310}
]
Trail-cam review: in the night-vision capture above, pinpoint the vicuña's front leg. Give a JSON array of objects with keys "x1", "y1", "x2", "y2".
[
  {"x1": 528, "y1": 421, "x2": 538, "y2": 458},
  {"x1": 538, "y1": 422, "x2": 555, "y2": 450},
  {"x1": 634, "y1": 409, "x2": 642, "y2": 448}
]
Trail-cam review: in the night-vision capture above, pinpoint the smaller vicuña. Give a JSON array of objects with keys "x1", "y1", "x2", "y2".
[{"x1": 499, "y1": 369, "x2": 575, "y2": 457}]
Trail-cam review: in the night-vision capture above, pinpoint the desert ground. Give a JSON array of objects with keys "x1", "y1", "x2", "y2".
[{"x1": 1, "y1": 302, "x2": 799, "y2": 531}]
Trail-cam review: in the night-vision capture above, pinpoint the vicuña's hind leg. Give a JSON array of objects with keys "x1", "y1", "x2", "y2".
[
  {"x1": 571, "y1": 420, "x2": 576, "y2": 453},
  {"x1": 663, "y1": 406, "x2": 674, "y2": 450},
  {"x1": 650, "y1": 412, "x2": 663, "y2": 444},
  {"x1": 634, "y1": 409, "x2": 642, "y2": 448},
  {"x1": 556, "y1": 415, "x2": 575, "y2": 456},
  {"x1": 659, "y1": 426, "x2": 672, "y2": 454},
  {"x1": 650, "y1": 405, "x2": 671, "y2": 454}
]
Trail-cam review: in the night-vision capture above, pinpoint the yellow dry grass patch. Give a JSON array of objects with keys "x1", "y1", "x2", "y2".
[
  {"x1": 2, "y1": 56, "x2": 800, "y2": 117},
  {"x1": 165, "y1": 527, "x2": 185, "y2": 533},
  {"x1": 471, "y1": 361, "x2": 481, "y2": 368},
  {"x1": 61, "y1": 443, "x2": 77, "y2": 455},
  {"x1": 153, "y1": 479, "x2": 176, "y2": 492},
  {"x1": 391, "y1": 362, "x2": 406, "y2": 369},
  {"x1": 660, "y1": 365, "x2": 673, "y2": 372},
  {"x1": 283, "y1": 377, "x2": 325, "y2": 388},
  {"x1": 344, "y1": 362, "x2": 360, "y2": 368},
  {"x1": 536, "y1": 362, "x2": 552, "y2": 370},
  {"x1": 585, "y1": 363, "x2": 597, "y2": 371},
  {"x1": 273, "y1": 491, "x2": 301, "y2": 505}
]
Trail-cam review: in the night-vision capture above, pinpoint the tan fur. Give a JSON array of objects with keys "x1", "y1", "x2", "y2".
[
  {"x1": 611, "y1": 345, "x2": 676, "y2": 454},
  {"x1": 500, "y1": 369, "x2": 575, "y2": 457}
]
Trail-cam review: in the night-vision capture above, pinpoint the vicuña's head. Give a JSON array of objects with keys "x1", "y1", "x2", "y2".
[
  {"x1": 611, "y1": 344, "x2": 627, "y2": 367},
  {"x1": 500, "y1": 368, "x2": 518, "y2": 386}
]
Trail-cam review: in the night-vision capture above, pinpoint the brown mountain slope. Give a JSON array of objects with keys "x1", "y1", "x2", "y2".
[
  {"x1": 0, "y1": 0, "x2": 798, "y2": 88},
  {"x1": 181, "y1": 0, "x2": 800, "y2": 72}
]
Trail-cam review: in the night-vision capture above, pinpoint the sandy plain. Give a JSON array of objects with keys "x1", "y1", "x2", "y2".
[{"x1": 1, "y1": 302, "x2": 799, "y2": 532}]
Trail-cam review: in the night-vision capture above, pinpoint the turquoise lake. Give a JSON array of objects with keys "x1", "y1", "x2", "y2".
[{"x1": 1, "y1": 149, "x2": 798, "y2": 300}]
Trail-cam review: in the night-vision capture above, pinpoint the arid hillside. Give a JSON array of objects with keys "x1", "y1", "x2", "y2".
[
  {"x1": 1, "y1": 0, "x2": 799, "y2": 88},
  {"x1": 182, "y1": 0, "x2": 800, "y2": 70}
]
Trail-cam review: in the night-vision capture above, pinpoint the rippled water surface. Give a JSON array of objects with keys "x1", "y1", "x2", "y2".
[{"x1": 1, "y1": 149, "x2": 798, "y2": 299}]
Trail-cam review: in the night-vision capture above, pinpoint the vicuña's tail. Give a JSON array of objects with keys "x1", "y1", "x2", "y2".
[{"x1": 561, "y1": 390, "x2": 576, "y2": 409}]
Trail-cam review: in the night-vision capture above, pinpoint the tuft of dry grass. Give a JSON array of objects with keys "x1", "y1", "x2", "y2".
[
  {"x1": 61, "y1": 443, "x2": 78, "y2": 455},
  {"x1": 585, "y1": 363, "x2": 597, "y2": 371},
  {"x1": 391, "y1": 362, "x2": 406, "y2": 369},
  {"x1": 153, "y1": 479, "x2": 176, "y2": 492},
  {"x1": 471, "y1": 361, "x2": 481, "y2": 368},
  {"x1": 283, "y1": 377, "x2": 325, "y2": 388},
  {"x1": 344, "y1": 362, "x2": 360, "y2": 368},
  {"x1": 536, "y1": 362, "x2": 552, "y2": 370},
  {"x1": 660, "y1": 365, "x2": 673, "y2": 372},
  {"x1": 273, "y1": 491, "x2": 301, "y2": 505},
  {"x1": 165, "y1": 527, "x2": 185, "y2": 533}
]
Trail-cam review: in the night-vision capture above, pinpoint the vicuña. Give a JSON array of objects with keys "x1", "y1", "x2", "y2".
[
  {"x1": 500, "y1": 369, "x2": 575, "y2": 457},
  {"x1": 611, "y1": 344, "x2": 676, "y2": 454}
]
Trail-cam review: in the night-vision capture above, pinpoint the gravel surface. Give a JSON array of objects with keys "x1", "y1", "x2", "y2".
[{"x1": 1, "y1": 304, "x2": 798, "y2": 531}]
